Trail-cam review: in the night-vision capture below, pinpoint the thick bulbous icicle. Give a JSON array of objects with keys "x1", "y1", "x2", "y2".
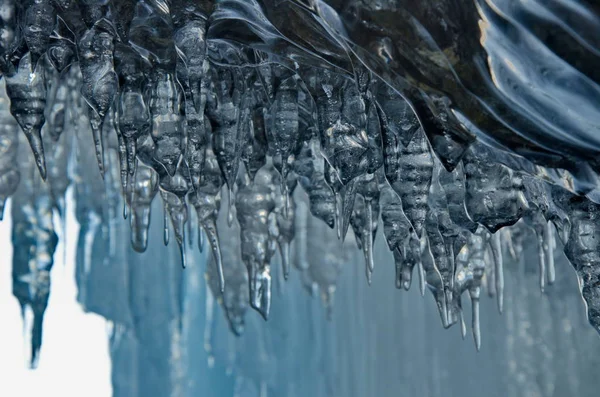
[
  {"x1": 206, "y1": 54, "x2": 246, "y2": 224},
  {"x1": 189, "y1": 146, "x2": 225, "y2": 293},
  {"x1": 5, "y1": 53, "x2": 47, "y2": 179},
  {"x1": 313, "y1": 71, "x2": 372, "y2": 188},
  {"x1": 115, "y1": 44, "x2": 151, "y2": 183},
  {"x1": 293, "y1": 139, "x2": 336, "y2": 229},
  {"x1": 173, "y1": 2, "x2": 211, "y2": 192},
  {"x1": 77, "y1": 19, "x2": 118, "y2": 177},
  {"x1": 22, "y1": 0, "x2": 56, "y2": 66},
  {"x1": 11, "y1": 140, "x2": 58, "y2": 368},
  {"x1": 555, "y1": 193, "x2": 600, "y2": 335},
  {"x1": 172, "y1": 0, "x2": 209, "y2": 116},
  {"x1": 379, "y1": 184, "x2": 418, "y2": 290},
  {"x1": 149, "y1": 70, "x2": 185, "y2": 178},
  {"x1": 129, "y1": 164, "x2": 159, "y2": 253},
  {"x1": 463, "y1": 147, "x2": 528, "y2": 233},
  {"x1": 389, "y1": 129, "x2": 433, "y2": 237},
  {"x1": 305, "y1": 68, "x2": 363, "y2": 239},
  {"x1": 268, "y1": 74, "x2": 300, "y2": 195},
  {"x1": 235, "y1": 169, "x2": 276, "y2": 320}
]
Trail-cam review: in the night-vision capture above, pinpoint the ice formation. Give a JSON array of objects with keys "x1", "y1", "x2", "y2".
[{"x1": 1, "y1": 0, "x2": 600, "y2": 395}]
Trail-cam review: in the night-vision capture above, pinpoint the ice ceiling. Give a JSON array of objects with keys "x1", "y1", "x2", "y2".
[{"x1": 0, "y1": 0, "x2": 599, "y2": 385}]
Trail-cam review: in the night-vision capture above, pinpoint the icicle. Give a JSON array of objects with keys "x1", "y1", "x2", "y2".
[
  {"x1": 380, "y1": 183, "x2": 416, "y2": 290},
  {"x1": 523, "y1": 211, "x2": 548, "y2": 293},
  {"x1": 463, "y1": 147, "x2": 528, "y2": 233},
  {"x1": 351, "y1": 173, "x2": 379, "y2": 283},
  {"x1": 163, "y1": 205, "x2": 170, "y2": 246},
  {"x1": 115, "y1": 44, "x2": 150, "y2": 180},
  {"x1": 198, "y1": 226, "x2": 205, "y2": 252},
  {"x1": 206, "y1": 47, "x2": 248, "y2": 220},
  {"x1": 555, "y1": 192, "x2": 600, "y2": 334},
  {"x1": 417, "y1": 259, "x2": 426, "y2": 297},
  {"x1": 227, "y1": 186, "x2": 235, "y2": 226},
  {"x1": 5, "y1": 53, "x2": 47, "y2": 179},
  {"x1": 273, "y1": 172, "x2": 297, "y2": 281},
  {"x1": 242, "y1": 107, "x2": 268, "y2": 181},
  {"x1": 489, "y1": 232, "x2": 504, "y2": 313},
  {"x1": 172, "y1": 0, "x2": 209, "y2": 114},
  {"x1": 294, "y1": 139, "x2": 336, "y2": 228},
  {"x1": 421, "y1": 234, "x2": 449, "y2": 327},
  {"x1": 179, "y1": 239, "x2": 187, "y2": 269},
  {"x1": 23, "y1": 0, "x2": 56, "y2": 66},
  {"x1": 77, "y1": 19, "x2": 118, "y2": 177},
  {"x1": 129, "y1": 165, "x2": 159, "y2": 253},
  {"x1": 189, "y1": 147, "x2": 225, "y2": 293},
  {"x1": 383, "y1": 119, "x2": 433, "y2": 237},
  {"x1": 545, "y1": 220, "x2": 556, "y2": 285},
  {"x1": 339, "y1": 179, "x2": 357, "y2": 241},
  {"x1": 459, "y1": 309, "x2": 467, "y2": 340},
  {"x1": 236, "y1": 168, "x2": 276, "y2": 320},
  {"x1": 206, "y1": 196, "x2": 248, "y2": 335},
  {"x1": 149, "y1": 70, "x2": 185, "y2": 178},
  {"x1": 470, "y1": 287, "x2": 481, "y2": 351},
  {"x1": 268, "y1": 74, "x2": 300, "y2": 191}
]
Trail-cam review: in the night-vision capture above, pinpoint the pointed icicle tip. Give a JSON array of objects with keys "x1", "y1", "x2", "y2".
[
  {"x1": 179, "y1": 242, "x2": 187, "y2": 269},
  {"x1": 25, "y1": 130, "x2": 47, "y2": 180},
  {"x1": 281, "y1": 243, "x2": 290, "y2": 280},
  {"x1": 460, "y1": 309, "x2": 467, "y2": 340},
  {"x1": 537, "y1": 235, "x2": 546, "y2": 294},
  {"x1": 417, "y1": 261, "x2": 426, "y2": 297},
  {"x1": 472, "y1": 297, "x2": 481, "y2": 352},
  {"x1": 545, "y1": 221, "x2": 556, "y2": 285},
  {"x1": 335, "y1": 193, "x2": 341, "y2": 239},
  {"x1": 227, "y1": 186, "x2": 235, "y2": 227},
  {"x1": 198, "y1": 226, "x2": 205, "y2": 253},
  {"x1": 163, "y1": 210, "x2": 170, "y2": 246},
  {"x1": 90, "y1": 117, "x2": 105, "y2": 179}
]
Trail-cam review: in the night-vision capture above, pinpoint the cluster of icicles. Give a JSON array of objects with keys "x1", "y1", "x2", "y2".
[{"x1": 0, "y1": 0, "x2": 599, "y2": 368}]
